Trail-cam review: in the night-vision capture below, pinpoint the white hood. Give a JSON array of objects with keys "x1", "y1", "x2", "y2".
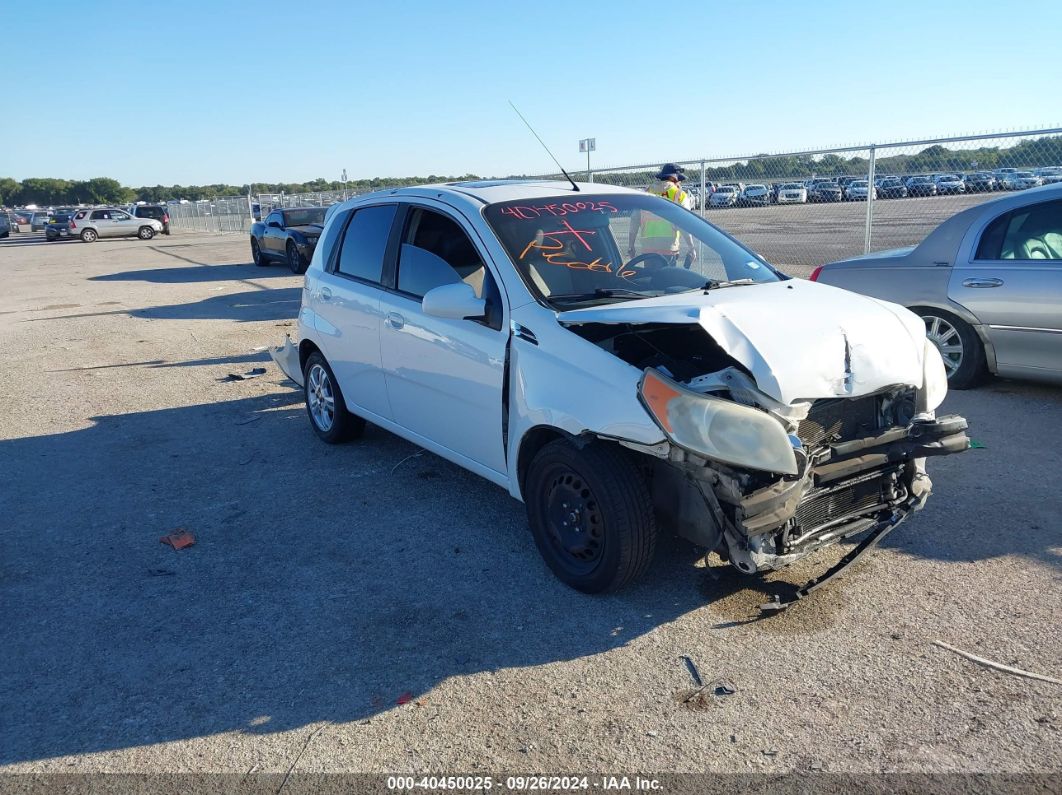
[{"x1": 556, "y1": 279, "x2": 927, "y2": 405}]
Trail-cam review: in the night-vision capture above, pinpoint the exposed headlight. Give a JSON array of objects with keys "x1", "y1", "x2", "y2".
[
  {"x1": 922, "y1": 338, "x2": 948, "y2": 412},
  {"x1": 639, "y1": 369, "x2": 798, "y2": 475}
]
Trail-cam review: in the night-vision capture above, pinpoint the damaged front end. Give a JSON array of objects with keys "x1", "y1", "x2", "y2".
[
  {"x1": 564, "y1": 318, "x2": 969, "y2": 610},
  {"x1": 642, "y1": 366, "x2": 969, "y2": 609}
]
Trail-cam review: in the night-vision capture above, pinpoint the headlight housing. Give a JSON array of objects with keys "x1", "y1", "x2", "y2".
[
  {"x1": 639, "y1": 369, "x2": 798, "y2": 475},
  {"x1": 921, "y1": 338, "x2": 948, "y2": 412}
]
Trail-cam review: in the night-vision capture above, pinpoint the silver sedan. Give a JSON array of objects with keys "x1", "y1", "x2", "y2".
[{"x1": 811, "y1": 184, "x2": 1062, "y2": 388}]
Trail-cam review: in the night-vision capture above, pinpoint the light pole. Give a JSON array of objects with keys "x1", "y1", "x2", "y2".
[
  {"x1": 341, "y1": 168, "x2": 348, "y2": 200},
  {"x1": 579, "y1": 138, "x2": 596, "y2": 182}
]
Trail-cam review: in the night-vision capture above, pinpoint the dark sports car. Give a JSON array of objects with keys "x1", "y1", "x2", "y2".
[{"x1": 249, "y1": 206, "x2": 328, "y2": 273}]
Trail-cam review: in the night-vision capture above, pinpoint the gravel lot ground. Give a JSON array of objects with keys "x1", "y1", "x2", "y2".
[{"x1": 1, "y1": 229, "x2": 1060, "y2": 778}]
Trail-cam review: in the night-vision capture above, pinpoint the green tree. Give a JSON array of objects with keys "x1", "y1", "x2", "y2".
[{"x1": 0, "y1": 177, "x2": 19, "y2": 206}]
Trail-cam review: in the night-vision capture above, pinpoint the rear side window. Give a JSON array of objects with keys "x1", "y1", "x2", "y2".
[
  {"x1": 90, "y1": 210, "x2": 109, "y2": 220},
  {"x1": 976, "y1": 199, "x2": 1062, "y2": 261},
  {"x1": 137, "y1": 207, "x2": 163, "y2": 219},
  {"x1": 336, "y1": 204, "x2": 397, "y2": 283},
  {"x1": 75, "y1": 210, "x2": 87, "y2": 220}
]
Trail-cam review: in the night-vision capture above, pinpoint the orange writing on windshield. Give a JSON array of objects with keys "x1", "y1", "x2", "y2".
[{"x1": 519, "y1": 220, "x2": 613, "y2": 272}]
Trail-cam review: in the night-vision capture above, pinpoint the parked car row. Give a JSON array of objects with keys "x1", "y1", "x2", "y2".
[
  {"x1": 693, "y1": 165, "x2": 1061, "y2": 209},
  {"x1": 0, "y1": 204, "x2": 171, "y2": 242}
]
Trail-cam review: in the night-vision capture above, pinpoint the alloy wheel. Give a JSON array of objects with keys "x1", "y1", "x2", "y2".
[
  {"x1": 306, "y1": 363, "x2": 335, "y2": 432},
  {"x1": 924, "y1": 315, "x2": 964, "y2": 377}
]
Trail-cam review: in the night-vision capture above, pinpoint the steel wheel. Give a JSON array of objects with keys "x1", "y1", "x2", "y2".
[
  {"x1": 924, "y1": 314, "x2": 963, "y2": 377},
  {"x1": 542, "y1": 464, "x2": 605, "y2": 576},
  {"x1": 306, "y1": 363, "x2": 336, "y2": 432}
]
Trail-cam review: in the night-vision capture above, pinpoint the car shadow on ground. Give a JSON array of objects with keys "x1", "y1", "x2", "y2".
[
  {"x1": 0, "y1": 389, "x2": 838, "y2": 765},
  {"x1": 90, "y1": 262, "x2": 291, "y2": 284},
  {"x1": 24, "y1": 288, "x2": 302, "y2": 324}
]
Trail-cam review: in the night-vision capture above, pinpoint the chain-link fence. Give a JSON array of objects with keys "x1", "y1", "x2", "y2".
[
  {"x1": 581, "y1": 128, "x2": 1062, "y2": 275},
  {"x1": 167, "y1": 128, "x2": 1062, "y2": 275}
]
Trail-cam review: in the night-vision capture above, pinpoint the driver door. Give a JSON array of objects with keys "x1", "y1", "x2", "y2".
[
  {"x1": 263, "y1": 211, "x2": 285, "y2": 256},
  {"x1": 377, "y1": 204, "x2": 509, "y2": 476}
]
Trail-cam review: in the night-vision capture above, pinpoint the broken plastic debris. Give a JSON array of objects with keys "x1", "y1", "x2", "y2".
[
  {"x1": 223, "y1": 367, "x2": 267, "y2": 382},
  {"x1": 968, "y1": 439, "x2": 986, "y2": 449},
  {"x1": 160, "y1": 529, "x2": 195, "y2": 550}
]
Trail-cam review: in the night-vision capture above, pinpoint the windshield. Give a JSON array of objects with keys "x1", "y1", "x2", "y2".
[
  {"x1": 484, "y1": 193, "x2": 781, "y2": 307},
  {"x1": 780, "y1": 184, "x2": 802, "y2": 190},
  {"x1": 283, "y1": 208, "x2": 326, "y2": 226},
  {"x1": 1016, "y1": 172, "x2": 1034, "y2": 178},
  {"x1": 717, "y1": 186, "x2": 735, "y2": 193}
]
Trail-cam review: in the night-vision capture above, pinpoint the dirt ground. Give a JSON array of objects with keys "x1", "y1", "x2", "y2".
[{"x1": 1, "y1": 230, "x2": 1060, "y2": 778}]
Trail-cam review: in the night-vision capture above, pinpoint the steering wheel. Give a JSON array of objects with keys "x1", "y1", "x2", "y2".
[{"x1": 621, "y1": 253, "x2": 673, "y2": 286}]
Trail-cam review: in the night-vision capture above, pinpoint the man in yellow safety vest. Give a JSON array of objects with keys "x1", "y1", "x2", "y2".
[{"x1": 627, "y1": 163, "x2": 698, "y2": 268}]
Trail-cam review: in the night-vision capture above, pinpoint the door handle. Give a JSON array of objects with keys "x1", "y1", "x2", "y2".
[
  {"x1": 386, "y1": 312, "x2": 405, "y2": 329},
  {"x1": 320, "y1": 287, "x2": 332, "y2": 300},
  {"x1": 962, "y1": 278, "x2": 1004, "y2": 288}
]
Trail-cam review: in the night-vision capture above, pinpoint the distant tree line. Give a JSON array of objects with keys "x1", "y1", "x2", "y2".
[
  {"x1": 0, "y1": 172, "x2": 486, "y2": 207},
  {"x1": 3, "y1": 136, "x2": 1058, "y2": 207}
]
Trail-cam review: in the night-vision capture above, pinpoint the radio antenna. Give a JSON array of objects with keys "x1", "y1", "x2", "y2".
[{"x1": 508, "y1": 100, "x2": 580, "y2": 192}]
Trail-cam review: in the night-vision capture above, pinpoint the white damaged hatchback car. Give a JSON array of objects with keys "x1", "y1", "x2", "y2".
[{"x1": 273, "y1": 180, "x2": 969, "y2": 609}]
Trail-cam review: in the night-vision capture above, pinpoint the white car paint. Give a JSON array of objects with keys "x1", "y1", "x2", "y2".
[{"x1": 555, "y1": 280, "x2": 927, "y2": 405}]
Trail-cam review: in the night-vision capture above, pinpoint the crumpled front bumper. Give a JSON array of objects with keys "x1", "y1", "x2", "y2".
[
  {"x1": 728, "y1": 414, "x2": 969, "y2": 569},
  {"x1": 270, "y1": 336, "x2": 304, "y2": 387}
]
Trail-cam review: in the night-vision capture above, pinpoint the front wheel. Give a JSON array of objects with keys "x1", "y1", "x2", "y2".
[
  {"x1": 251, "y1": 237, "x2": 266, "y2": 266},
  {"x1": 138, "y1": 226, "x2": 155, "y2": 240},
  {"x1": 918, "y1": 309, "x2": 987, "y2": 389},
  {"x1": 525, "y1": 439, "x2": 656, "y2": 593},
  {"x1": 303, "y1": 352, "x2": 365, "y2": 443},
  {"x1": 287, "y1": 241, "x2": 308, "y2": 274},
  {"x1": 80, "y1": 228, "x2": 97, "y2": 243}
]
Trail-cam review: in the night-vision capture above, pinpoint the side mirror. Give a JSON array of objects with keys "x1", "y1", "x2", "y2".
[
  {"x1": 422, "y1": 282, "x2": 486, "y2": 321},
  {"x1": 267, "y1": 220, "x2": 281, "y2": 229}
]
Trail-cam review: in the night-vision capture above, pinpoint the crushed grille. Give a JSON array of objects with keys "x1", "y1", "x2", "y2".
[{"x1": 798, "y1": 395, "x2": 880, "y2": 448}]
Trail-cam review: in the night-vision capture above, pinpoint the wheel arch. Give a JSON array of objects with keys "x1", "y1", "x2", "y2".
[
  {"x1": 907, "y1": 302, "x2": 997, "y2": 374},
  {"x1": 298, "y1": 338, "x2": 324, "y2": 374}
]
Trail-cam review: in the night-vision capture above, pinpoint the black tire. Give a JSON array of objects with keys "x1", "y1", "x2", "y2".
[
  {"x1": 302, "y1": 352, "x2": 365, "y2": 443},
  {"x1": 46, "y1": 232, "x2": 57, "y2": 242},
  {"x1": 524, "y1": 439, "x2": 656, "y2": 593},
  {"x1": 915, "y1": 308, "x2": 987, "y2": 390},
  {"x1": 138, "y1": 226, "x2": 154, "y2": 240},
  {"x1": 287, "y1": 241, "x2": 308, "y2": 274},
  {"x1": 251, "y1": 237, "x2": 267, "y2": 266},
  {"x1": 80, "y1": 228, "x2": 97, "y2": 243}
]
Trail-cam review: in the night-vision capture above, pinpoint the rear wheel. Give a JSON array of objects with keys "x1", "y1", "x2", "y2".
[
  {"x1": 917, "y1": 309, "x2": 986, "y2": 389},
  {"x1": 302, "y1": 352, "x2": 365, "y2": 443},
  {"x1": 138, "y1": 226, "x2": 154, "y2": 240},
  {"x1": 525, "y1": 439, "x2": 656, "y2": 593},
  {"x1": 80, "y1": 228, "x2": 97, "y2": 243}
]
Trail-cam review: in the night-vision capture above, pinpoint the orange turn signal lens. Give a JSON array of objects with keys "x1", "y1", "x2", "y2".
[{"x1": 639, "y1": 369, "x2": 681, "y2": 433}]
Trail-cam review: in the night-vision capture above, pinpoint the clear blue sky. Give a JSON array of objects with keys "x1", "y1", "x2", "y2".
[{"x1": 2, "y1": 0, "x2": 1059, "y2": 186}]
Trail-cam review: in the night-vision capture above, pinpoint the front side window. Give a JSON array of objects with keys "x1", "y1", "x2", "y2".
[
  {"x1": 485, "y1": 193, "x2": 780, "y2": 306},
  {"x1": 113, "y1": 212, "x2": 130, "y2": 221},
  {"x1": 975, "y1": 200, "x2": 1062, "y2": 260},
  {"x1": 336, "y1": 204, "x2": 397, "y2": 283}
]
